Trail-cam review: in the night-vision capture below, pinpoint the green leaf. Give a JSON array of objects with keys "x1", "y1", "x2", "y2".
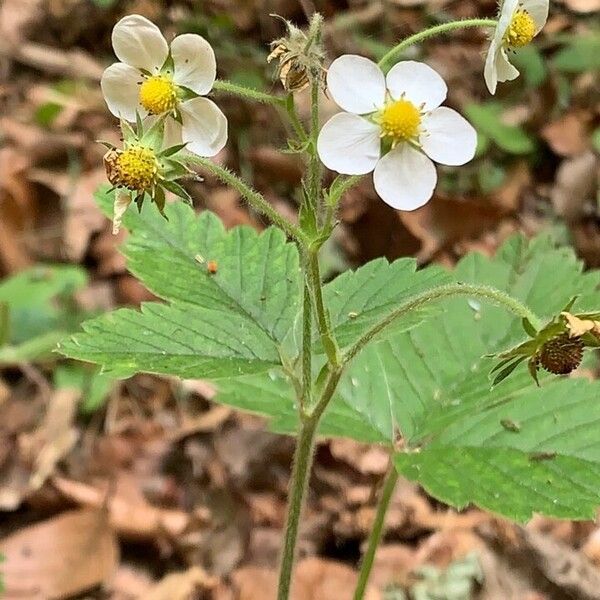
[
  {"x1": 510, "y1": 45, "x2": 547, "y2": 88},
  {"x1": 60, "y1": 188, "x2": 301, "y2": 378},
  {"x1": 0, "y1": 265, "x2": 88, "y2": 361},
  {"x1": 395, "y1": 380, "x2": 600, "y2": 521},
  {"x1": 214, "y1": 369, "x2": 388, "y2": 443},
  {"x1": 553, "y1": 35, "x2": 600, "y2": 73},
  {"x1": 322, "y1": 257, "x2": 452, "y2": 350},
  {"x1": 54, "y1": 364, "x2": 114, "y2": 414},
  {"x1": 465, "y1": 103, "x2": 536, "y2": 155},
  {"x1": 60, "y1": 302, "x2": 281, "y2": 379},
  {"x1": 361, "y1": 234, "x2": 600, "y2": 519}
]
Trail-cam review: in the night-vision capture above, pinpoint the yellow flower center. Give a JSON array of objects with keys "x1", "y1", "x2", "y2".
[
  {"x1": 115, "y1": 145, "x2": 158, "y2": 191},
  {"x1": 379, "y1": 99, "x2": 422, "y2": 143},
  {"x1": 504, "y1": 10, "x2": 536, "y2": 48},
  {"x1": 139, "y1": 75, "x2": 178, "y2": 115}
]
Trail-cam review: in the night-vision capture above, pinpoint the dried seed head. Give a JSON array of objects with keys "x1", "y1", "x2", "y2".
[
  {"x1": 267, "y1": 14, "x2": 324, "y2": 92},
  {"x1": 539, "y1": 334, "x2": 584, "y2": 375}
]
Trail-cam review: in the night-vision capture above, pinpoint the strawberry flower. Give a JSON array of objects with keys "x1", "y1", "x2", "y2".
[
  {"x1": 484, "y1": 0, "x2": 549, "y2": 94},
  {"x1": 317, "y1": 56, "x2": 477, "y2": 211},
  {"x1": 101, "y1": 14, "x2": 227, "y2": 157}
]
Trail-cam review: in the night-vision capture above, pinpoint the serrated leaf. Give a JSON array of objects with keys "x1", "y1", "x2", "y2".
[
  {"x1": 214, "y1": 369, "x2": 388, "y2": 443},
  {"x1": 60, "y1": 188, "x2": 302, "y2": 378},
  {"x1": 60, "y1": 302, "x2": 281, "y2": 379},
  {"x1": 359, "y1": 234, "x2": 600, "y2": 520},
  {"x1": 322, "y1": 257, "x2": 452, "y2": 350},
  {"x1": 96, "y1": 186, "x2": 301, "y2": 345},
  {"x1": 395, "y1": 379, "x2": 600, "y2": 521}
]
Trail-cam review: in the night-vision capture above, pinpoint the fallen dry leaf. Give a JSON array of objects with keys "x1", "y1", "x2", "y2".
[
  {"x1": 542, "y1": 112, "x2": 591, "y2": 157},
  {"x1": 52, "y1": 474, "x2": 205, "y2": 541},
  {"x1": 145, "y1": 566, "x2": 219, "y2": 600},
  {"x1": 0, "y1": 508, "x2": 118, "y2": 599}
]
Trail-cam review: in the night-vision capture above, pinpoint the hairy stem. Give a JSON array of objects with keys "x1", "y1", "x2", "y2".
[
  {"x1": 184, "y1": 154, "x2": 308, "y2": 245},
  {"x1": 308, "y1": 80, "x2": 323, "y2": 215},
  {"x1": 285, "y1": 94, "x2": 309, "y2": 143},
  {"x1": 308, "y1": 251, "x2": 340, "y2": 367},
  {"x1": 212, "y1": 80, "x2": 285, "y2": 105},
  {"x1": 353, "y1": 465, "x2": 399, "y2": 600},
  {"x1": 344, "y1": 283, "x2": 543, "y2": 365},
  {"x1": 301, "y1": 283, "x2": 313, "y2": 411},
  {"x1": 277, "y1": 416, "x2": 318, "y2": 600},
  {"x1": 378, "y1": 18, "x2": 497, "y2": 69}
]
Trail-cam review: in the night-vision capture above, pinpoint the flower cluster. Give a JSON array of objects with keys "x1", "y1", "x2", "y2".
[{"x1": 98, "y1": 3, "x2": 549, "y2": 226}]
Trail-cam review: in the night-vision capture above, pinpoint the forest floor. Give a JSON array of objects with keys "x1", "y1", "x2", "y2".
[{"x1": 0, "y1": 0, "x2": 599, "y2": 598}]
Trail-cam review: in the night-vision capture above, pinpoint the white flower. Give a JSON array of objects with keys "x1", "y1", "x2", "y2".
[
  {"x1": 484, "y1": 0, "x2": 549, "y2": 94},
  {"x1": 101, "y1": 14, "x2": 227, "y2": 157},
  {"x1": 317, "y1": 56, "x2": 477, "y2": 211}
]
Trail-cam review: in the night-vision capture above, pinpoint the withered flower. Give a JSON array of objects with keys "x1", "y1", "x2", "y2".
[{"x1": 491, "y1": 299, "x2": 600, "y2": 386}]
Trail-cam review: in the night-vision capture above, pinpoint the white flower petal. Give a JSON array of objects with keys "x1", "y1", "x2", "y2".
[
  {"x1": 101, "y1": 63, "x2": 141, "y2": 120},
  {"x1": 497, "y1": 47, "x2": 520, "y2": 82},
  {"x1": 113, "y1": 192, "x2": 132, "y2": 235},
  {"x1": 484, "y1": 40, "x2": 519, "y2": 94},
  {"x1": 373, "y1": 145, "x2": 437, "y2": 211},
  {"x1": 326, "y1": 55, "x2": 386, "y2": 114},
  {"x1": 385, "y1": 61, "x2": 447, "y2": 110},
  {"x1": 180, "y1": 97, "x2": 228, "y2": 157},
  {"x1": 112, "y1": 14, "x2": 168, "y2": 72},
  {"x1": 521, "y1": 0, "x2": 549, "y2": 32},
  {"x1": 164, "y1": 117, "x2": 183, "y2": 148},
  {"x1": 497, "y1": 0, "x2": 519, "y2": 32},
  {"x1": 171, "y1": 34, "x2": 216, "y2": 95},
  {"x1": 317, "y1": 113, "x2": 381, "y2": 175},
  {"x1": 420, "y1": 107, "x2": 477, "y2": 166}
]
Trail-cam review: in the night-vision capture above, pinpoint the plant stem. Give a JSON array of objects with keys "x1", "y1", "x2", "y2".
[
  {"x1": 212, "y1": 80, "x2": 285, "y2": 106},
  {"x1": 301, "y1": 283, "x2": 313, "y2": 411},
  {"x1": 353, "y1": 465, "x2": 399, "y2": 600},
  {"x1": 378, "y1": 18, "x2": 497, "y2": 70},
  {"x1": 277, "y1": 415, "x2": 318, "y2": 600},
  {"x1": 184, "y1": 154, "x2": 308, "y2": 245},
  {"x1": 344, "y1": 283, "x2": 543, "y2": 364},
  {"x1": 308, "y1": 251, "x2": 340, "y2": 367},
  {"x1": 285, "y1": 94, "x2": 309, "y2": 143},
  {"x1": 308, "y1": 80, "x2": 322, "y2": 213}
]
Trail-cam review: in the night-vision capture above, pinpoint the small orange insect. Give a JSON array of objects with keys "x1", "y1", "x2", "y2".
[{"x1": 207, "y1": 260, "x2": 218, "y2": 275}]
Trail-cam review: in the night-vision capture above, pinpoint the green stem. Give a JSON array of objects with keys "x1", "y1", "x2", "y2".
[
  {"x1": 212, "y1": 80, "x2": 285, "y2": 106},
  {"x1": 344, "y1": 283, "x2": 542, "y2": 365},
  {"x1": 378, "y1": 18, "x2": 497, "y2": 70},
  {"x1": 308, "y1": 79, "x2": 322, "y2": 215},
  {"x1": 277, "y1": 415, "x2": 318, "y2": 600},
  {"x1": 301, "y1": 283, "x2": 313, "y2": 411},
  {"x1": 308, "y1": 251, "x2": 340, "y2": 367},
  {"x1": 353, "y1": 465, "x2": 399, "y2": 600},
  {"x1": 184, "y1": 154, "x2": 308, "y2": 245},
  {"x1": 285, "y1": 94, "x2": 309, "y2": 143}
]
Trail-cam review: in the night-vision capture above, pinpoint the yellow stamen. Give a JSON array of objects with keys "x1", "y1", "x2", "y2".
[
  {"x1": 139, "y1": 75, "x2": 178, "y2": 115},
  {"x1": 379, "y1": 99, "x2": 422, "y2": 144},
  {"x1": 115, "y1": 145, "x2": 158, "y2": 191},
  {"x1": 504, "y1": 9, "x2": 536, "y2": 48}
]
